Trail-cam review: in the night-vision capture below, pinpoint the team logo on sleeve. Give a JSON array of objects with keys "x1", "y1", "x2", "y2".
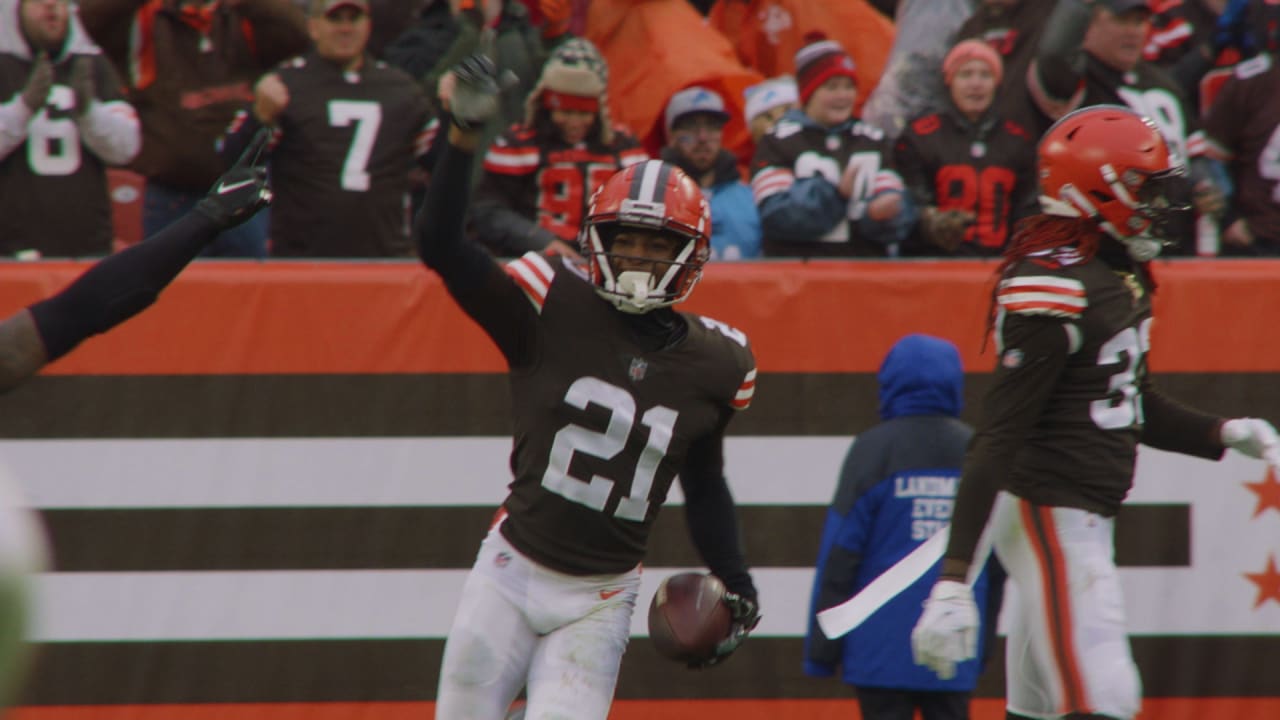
[{"x1": 1002, "y1": 348, "x2": 1025, "y2": 369}]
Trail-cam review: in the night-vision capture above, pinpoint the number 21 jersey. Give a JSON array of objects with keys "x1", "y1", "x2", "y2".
[{"x1": 495, "y1": 252, "x2": 757, "y2": 576}]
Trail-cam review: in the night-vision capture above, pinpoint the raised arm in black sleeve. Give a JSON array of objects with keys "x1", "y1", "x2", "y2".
[
  {"x1": 414, "y1": 131, "x2": 537, "y2": 367},
  {"x1": 1032, "y1": 0, "x2": 1094, "y2": 103},
  {"x1": 680, "y1": 414, "x2": 757, "y2": 601},
  {"x1": 27, "y1": 128, "x2": 272, "y2": 366}
]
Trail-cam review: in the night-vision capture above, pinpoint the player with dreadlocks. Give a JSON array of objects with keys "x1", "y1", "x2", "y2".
[{"x1": 908, "y1": 105, "x2": 1280, "y2": 720}]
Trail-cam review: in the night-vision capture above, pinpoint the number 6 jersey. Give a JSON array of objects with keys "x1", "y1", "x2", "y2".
[{"x1": 476, "y1": 251, "x2": 756, "y2": 576}]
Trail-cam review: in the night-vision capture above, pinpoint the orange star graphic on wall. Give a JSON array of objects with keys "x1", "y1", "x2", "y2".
[
  {"x1": 1244, "y1": 555, "x2": 1280, "y2": 609},
  {"x1": 1244, "y1": 468, "x2": 1280, "y2": 518}
]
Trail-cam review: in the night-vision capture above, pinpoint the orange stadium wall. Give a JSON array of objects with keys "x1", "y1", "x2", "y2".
[{"x1": 0, "y1": 259, "x2": 1277, "y2": 720}]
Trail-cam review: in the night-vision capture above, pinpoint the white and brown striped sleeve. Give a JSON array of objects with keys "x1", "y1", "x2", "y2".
[
  {"x1": 503, "y1": 251, "x2": 557, "y2": 313},
  {"x1": 731, "y1": 367, "x2": 757, "y2": 411},
  {"x1": 996, "y1": 275, "x2": 1087, "y2": 320}
]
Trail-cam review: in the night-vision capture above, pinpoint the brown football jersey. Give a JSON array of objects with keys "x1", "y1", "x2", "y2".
[
  {"x1": 492, "y1": 252, "x2": 756, "y2": 575},
  {"x1": 987, "y1": 245, "x2": 1155, "y2": 515},
  {"x1": 263, "y1": 52, "x2": 429, "y2": 257}
]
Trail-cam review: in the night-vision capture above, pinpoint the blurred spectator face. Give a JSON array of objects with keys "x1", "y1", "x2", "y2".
[
  {"x1": 310, "y1": 6, "x2": 371, "y2": 66},
  {"x1": 949, "y1": 59, "x2": 998, "y2": 119},
  {"x1": 804, "y1": 76, "x2": 856, "y2": 127},
  {"x1": 19, "y1": 0, "x2": 69, "y2": 53},
  {"x1": 669, "y1": 114, "x2": 726, "y2": 175},
  {"x1": 1083, "y1": 7, "x2": 1151, "y2": 72},
  {"x1": 748, "y1": 104, "x2": 793, "y2": 143},
  {"x1": 551, "y1": 109, "x2": 596, "y2": 145}
]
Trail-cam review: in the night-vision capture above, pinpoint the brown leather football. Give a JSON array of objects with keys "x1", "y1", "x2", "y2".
[{"x1": 647, "y1": 572, "x2": 732, "y2": 663}]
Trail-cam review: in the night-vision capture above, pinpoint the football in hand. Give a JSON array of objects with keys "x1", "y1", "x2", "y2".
[{"x1": 648, "y1": 572, "x2": 732, "y2": 664}]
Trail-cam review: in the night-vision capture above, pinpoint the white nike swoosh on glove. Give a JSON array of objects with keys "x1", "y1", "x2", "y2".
[{"x1": 216, "y1": 178, "x2": 256, "y2": 195}]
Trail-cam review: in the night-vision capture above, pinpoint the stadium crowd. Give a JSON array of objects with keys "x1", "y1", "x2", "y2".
[{"x1": 1, "y1": 0, "x2": 1278, "y2": 260}]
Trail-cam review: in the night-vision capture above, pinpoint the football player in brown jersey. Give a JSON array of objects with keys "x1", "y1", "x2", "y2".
[
  {"x1": 417, "y1": 55, "x2": 761, "y2": 719},
  {"x1": 909, "y1": 105, "x2": 1279, "y2": 720},
  {"x1": 0, "y1": 128, "x2": 271, "y2": 709}
]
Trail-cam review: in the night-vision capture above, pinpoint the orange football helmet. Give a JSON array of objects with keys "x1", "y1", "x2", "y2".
[
  {"x1": 580, "y1": 160, "x2": 711, "y2": 313},
  {"x1": 1038, "y1": 105, "x2": 1191, "y2": 251}
]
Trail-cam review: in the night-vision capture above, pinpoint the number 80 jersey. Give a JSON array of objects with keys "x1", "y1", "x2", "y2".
[
  {"x1": 992, "y1": 246, "x2": 1155, "y2": 516},
  {"x1": 496, "y1": 252, "x2": 757, "y2": 576}
]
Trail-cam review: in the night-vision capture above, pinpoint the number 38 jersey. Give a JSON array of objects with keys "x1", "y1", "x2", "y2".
[
  {"x1": 487, "y1": 251, "x2": 756, "y2": 576},
  {"x1": 993, "y1": 248, "x2": 1152, "y2": 515},
  {"x1": 983, "y1": 244, "x2": 1217, "y2": 516}
]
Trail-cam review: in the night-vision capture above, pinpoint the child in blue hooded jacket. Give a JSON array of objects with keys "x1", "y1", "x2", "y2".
[{"x1": 805, "y1": 333, "x2": 1002, "y2": 720}]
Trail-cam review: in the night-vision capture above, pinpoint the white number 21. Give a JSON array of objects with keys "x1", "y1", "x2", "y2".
[{"x1": 541, "y1": 377, "x2": 678, "y2": 521}]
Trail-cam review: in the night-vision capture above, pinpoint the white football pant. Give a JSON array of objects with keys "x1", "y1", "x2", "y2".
[
  {"x1": 991, "y1": 492, "x2": 1142, "y2": 720},
  {"x1": 436, "y1": 524, "x2": 640, "y2": 720}
]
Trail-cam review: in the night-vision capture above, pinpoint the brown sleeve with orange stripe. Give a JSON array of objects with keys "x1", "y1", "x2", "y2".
[{"x1": 943, "y1": 314, "x2": 1069, "y2": 575}]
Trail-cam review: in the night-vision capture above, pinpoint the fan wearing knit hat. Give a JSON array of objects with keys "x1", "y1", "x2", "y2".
[
  {"x1": 469, "y1": 38, "x2": 649, "y2": 259},
  {"x1": 749, "y1": 33, "x2": 914, "y2": 257},
  {"x1": 892, "y1": 39, "x2": 1037, "y2": 256},
  {"x1": 743, "y1": 76, "x2": 798, "y2": 144}
]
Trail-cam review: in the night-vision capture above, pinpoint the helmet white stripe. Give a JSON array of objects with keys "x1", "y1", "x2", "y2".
[{"x1": 636, "y1": 160, "x2": 665, "y2": 203}]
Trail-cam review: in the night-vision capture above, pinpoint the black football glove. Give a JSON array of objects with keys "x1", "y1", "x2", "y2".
[
  {"x1": 195, "y1": 127, "x2": 273, "y2": 230},
  {"x1": 688, "y1": 591, "x2": 761, "y2": 669},
  {"x1": 449, "y1": 52, "x2": 502, "y2": 131}
]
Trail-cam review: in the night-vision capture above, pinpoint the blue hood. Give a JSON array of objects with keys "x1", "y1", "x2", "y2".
[{"x1": 877, "y1": 334, "x2": 963, "y2": 420}]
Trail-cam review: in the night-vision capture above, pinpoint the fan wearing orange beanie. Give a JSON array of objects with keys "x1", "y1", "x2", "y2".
[{"x1": 892, "y1": 39, "x2": 1038, "y2": 256}]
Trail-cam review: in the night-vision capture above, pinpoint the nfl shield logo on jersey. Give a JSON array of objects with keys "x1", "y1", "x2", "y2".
[{"x1": 629, "y1": 357, "x2": 648, "y2": 382}]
